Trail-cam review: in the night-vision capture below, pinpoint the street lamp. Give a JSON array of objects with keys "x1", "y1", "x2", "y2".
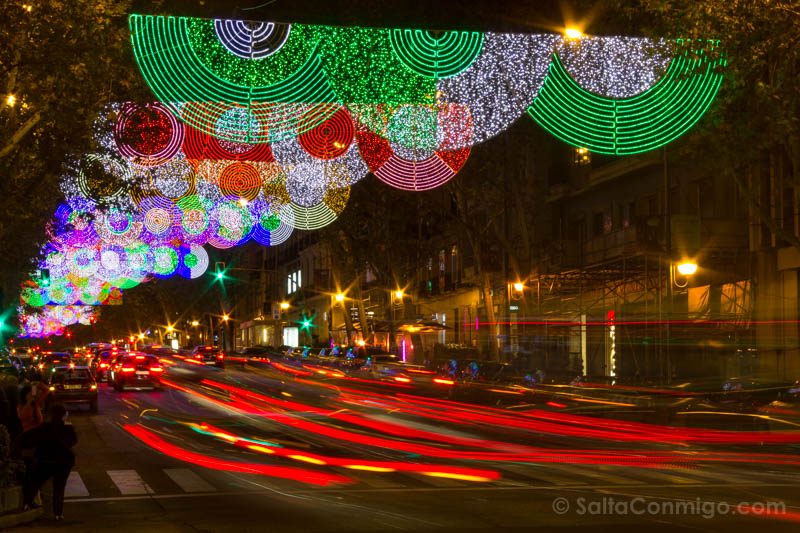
[
  {"x1": 676, "y1": 262, "x2": 698, "y2": 276},
  {"x1": 280, "y1": 301, "x2": 290, "y2": 310},
  {"x1": 335, "y1": 292, "x2": 345, "y2": 302},
  {"x1": 222, "y1": 314, "x2": 230, "y2": 322},
  {"x1": 166, "y1": 325, "x2": 174, "y2": 333},
  {"x1": 564, "y1": 27, "x2": 584, "y2": 39},
  {"x1": 191, "y1": 320, "x2": 200, "y2": 327},
  {"x1": 672, "y1": 261, "x2": 698, "y2": 288},
  {"x1": 513, "y1": 282, "x2": 524, "y2": 293},
  {"x1": 394, "y1": 290, "x2": 404, "y2": 300}
]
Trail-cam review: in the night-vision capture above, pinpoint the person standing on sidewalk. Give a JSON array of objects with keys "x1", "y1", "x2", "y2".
[{"x1": 23, "y1": 404, "x2": 77, "y2": 521}]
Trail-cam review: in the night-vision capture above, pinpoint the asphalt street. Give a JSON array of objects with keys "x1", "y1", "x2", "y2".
[{"x1": 9, "y1": 362, "x2": 800, "y2": 532}]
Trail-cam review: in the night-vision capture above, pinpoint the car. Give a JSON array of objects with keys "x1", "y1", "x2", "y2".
[
  {"x1": 0, "y1": 356, "x2": 24, "y2": 380},
  {"x1": 46, "y1": 365, "x2": 98, "y2": 413},
  {"x1": 36, "y1": 352, "x2": 72, "y2": 379},
  {"x1": 90, "y1": 348, "x2": 120, "y2": 381},
  {"x1": 108, "y1": 353, "x2": 165, "y2": 391},
  {"x1": 189, "y1": 346, "x2": 225, "y2": 368}
]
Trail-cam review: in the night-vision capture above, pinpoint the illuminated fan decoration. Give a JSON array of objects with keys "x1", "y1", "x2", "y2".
[
  {"x1": 152, "y1": 245, "x2": 180, "y2": 277},
  {"x1": 554, "y1": 37, "x2": 672, "y2": 98},
  {"x1": 208, "y1": 201, "x2": 254, "y2": 248},
  {"x1": 133, "y1": 155, "x2": 197, "y2": 201},
  {"x1": 139, "y1": 196, "x2": 181, "y2": 243},
  {"x1": 129, "y1": 14, "x2": 724, "y2": 156},
  {"x1": 176, "y1": 243, "x2": 209, "y2": 278},
  {"x1": 357, "y1": 103, "x2": 472, "y2": 191},
  {"x1": 527, "y1": 40, "x2": 725, "y2": 155},
  {"x1": 182, "y1": 106, "x2": 274, "y2": 161},
  {"x1": 96, "y1": 245, "x2": 129, "y2": 282},
  {"x1": 263, "y1": 170, "x2": 349, "y2": 231},
  {"x1": 62, "y1": 153, "x2": 132, "y2": 209},
  {"x1": 272, "y1": 105, "x2": 368, "y2": 189},
  {"x1": 213, "y1": 19, "x2": 292, "y2": 59},
  {"x1": 93, "y1": 208, "x2": 143, "y2": 246},
  {"x1": 128, "y1": 15, "x2": 338, "y2": 143},
  {"x1": 176, "y1": 194, "x2": 215, "y2": 244},
  {"x1": 389, "y1": 29, "x2": 484, "y2": 79},
  {"x1": 114, "y1": 102, "x2": 184, "y2": 166},
  {"x1": 218, "y1": 162, "x2": 263, "y2": 201},
  {"x1": 437, "y1": 33, "x2": 557, "y2": 147},
  {"x1": 250, "y1": 200, "x2": 293, "y2": 245}
]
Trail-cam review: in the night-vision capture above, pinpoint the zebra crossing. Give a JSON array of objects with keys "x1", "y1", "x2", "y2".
[{"x1": 62, "y1": 463, "x2": 792, "y2": 501}]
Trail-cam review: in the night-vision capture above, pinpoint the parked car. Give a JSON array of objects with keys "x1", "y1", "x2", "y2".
[
  {"x1": 46, "y1": 365, "x2": 98, "y2": 413},
  {"x1": 109, "y1": 353, "x2": 165, "y2": 391}
]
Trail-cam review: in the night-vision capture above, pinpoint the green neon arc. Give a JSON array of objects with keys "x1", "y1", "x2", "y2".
[
  {"x1": 129, "y1": 15, "x2": 339, "y2": 143},
  {"x1": 389, "y1": 29, "x2": 484, "y2": 79},
  {"x1": 527, "y1": 41, "x2": 725, "y2": 155}
]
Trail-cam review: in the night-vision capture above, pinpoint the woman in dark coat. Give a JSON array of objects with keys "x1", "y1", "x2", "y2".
[{"x1": 23, "y1": 404, "x2": 77, "y2": 521}]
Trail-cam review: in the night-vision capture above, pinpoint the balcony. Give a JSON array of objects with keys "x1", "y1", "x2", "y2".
[{"x1": 584, "y1": 224, "x2": 659, "y2": 264}]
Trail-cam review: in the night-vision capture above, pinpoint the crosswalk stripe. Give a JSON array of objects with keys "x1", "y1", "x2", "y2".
[
  {"x1": 65, "y1": 471, "x2": 89, "y2": 498},
  {"x1": 164, "y1": 468, "x2": 216, "y2": 493},
  {"x1": 107, "y1": 469, "x2": 153, "y2": 495}
]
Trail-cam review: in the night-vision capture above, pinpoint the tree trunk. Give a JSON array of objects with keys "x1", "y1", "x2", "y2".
[{"x1": 481, "y1": 271, "x2": 499, "y2": 361}]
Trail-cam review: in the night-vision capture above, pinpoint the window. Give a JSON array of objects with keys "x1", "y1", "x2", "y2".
[{"x1": 287, "y1": 269, "x2": 302, "y2": 295}]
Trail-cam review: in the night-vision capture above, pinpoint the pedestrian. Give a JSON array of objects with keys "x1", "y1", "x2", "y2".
[
  {"x1": 17, "y1": 382, "x2": 49, "y2": 433},
  {"x1": 23, "y1": 403, "x2": 77, "y2": 521}
]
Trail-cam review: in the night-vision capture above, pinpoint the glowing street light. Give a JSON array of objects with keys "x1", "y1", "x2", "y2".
[
  {"x1": 279, "y1": 301, "x2": 290, "y2": 310},
  {"x1": 5, "y1": 94, "x2": 16, "y2": 107},
  {"x1": 166, "y1": 325, "x2": 174, "y2": 333},
  {"x1": 138, "y1": 333, "x2": 145, "y2": 340},
  {"x1": 222, "y1": 314, "x2": 230, "y2": 322},
  {"x1": 513, "y1": 282, "x2": 525, "y2": 292},
  {"x1": 191, "y1": 320, "x2": 200, "y2": 327},
  {"x1": 335, "y1": 292, "x2": 345, "y2": 302},
  {"x1": 676, "y1": 262, "x2": 698, "y2": 276},
  {"x1": 564, "y1": 27, "x2": 584, "y2": 39},
  {"x1": 394, "y1": 290, "x2": 404, "y2": 300}
]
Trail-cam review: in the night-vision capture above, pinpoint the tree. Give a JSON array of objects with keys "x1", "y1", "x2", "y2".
[
  {"x1": 603, "y1": 0, "x2": 800, "y2": 248},
  {"x1": 0, "y1": 0, "x2": 146, "y2": 307}
]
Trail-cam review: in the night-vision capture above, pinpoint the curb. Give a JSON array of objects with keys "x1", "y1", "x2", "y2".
[{"x1": 0, "y1": 507, "x2": 45, "y2": 529}]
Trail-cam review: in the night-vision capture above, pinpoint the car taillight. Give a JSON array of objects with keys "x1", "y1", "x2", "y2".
[
  {"x1": 121, "y1": 366, "x2": 135, "y2": 373},
  {"x1": 100, "y1": 363, "x2": 108, "y2": 369},
  {"x1": 216, "y1": 354, "x2": 225, "y2": 359},
  {"x1": 90, "y1": 384, "x2": 97, "y2": 390},
  {"x1": 150, "y1": 366, "x2": 164, "y2": 373}
]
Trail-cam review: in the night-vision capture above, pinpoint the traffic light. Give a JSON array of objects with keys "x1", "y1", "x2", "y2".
[{"x1": 214, "y1": 262, "x2": 226, "y2": 280}]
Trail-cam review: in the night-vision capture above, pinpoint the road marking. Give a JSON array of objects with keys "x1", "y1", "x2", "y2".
[
  {"x1": 65, "y1": 471, "x2": 89, "y2": 498},
  {"x1": 64, "y1": 481, "x2": 800, "y2": 503},
  {"x1": 164, "y1": 468, "x2": 216, "y2": 493},
  {"x1": 107, "y1": 469, "x2": 153, "y2": 495}
]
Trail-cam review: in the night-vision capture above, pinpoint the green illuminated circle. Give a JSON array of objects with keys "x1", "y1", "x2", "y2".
[
  {"x1": 129, "y1": 15, "x2": 338, "y2": 143},
  {"x1": 261, "y1": 213, "x2": 280, "y2": 231},
  {"x1": 184, "y1": 252, "x2": 199, "y2": 268},
  {"x1": 389, "y1": 29, "x2": 484, "y2": 78},
  {"x1": 527, "y1": 40, "x2": 725, "y2": 155}
]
